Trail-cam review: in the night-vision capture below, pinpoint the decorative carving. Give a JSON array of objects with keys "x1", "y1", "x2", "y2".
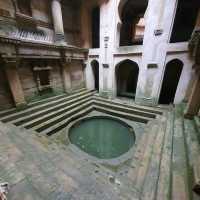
[
  {"x1": 103, "y1": 64, "x2": 109, "y2": 68},
  {"x1": 147, "y1": 63, "x2": 158, "y2": 69},
  {"x1": 33, "y1": 66, "x2": 52, "y2": 71},
  {"x1": 9, "y1": 28, "x2": 53, "y2": 43},
  {"x1": 154, "y1": 29, "x2": 163, "y2": 36},
  {"x1": 3, "y1": 57, "x2": 19, "y2": 68},
  {"x1": 0, "y1": 9, "x2": 11, "y2": 18}
]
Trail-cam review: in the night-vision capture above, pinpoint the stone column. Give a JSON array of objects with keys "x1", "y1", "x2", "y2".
[
  {"x1": 61, "y1": 62, "x2": 72, "y2": 93},
  {"x1": 4, "y1": 60, "x2": 26, "y2": 107},
  {"x1": 184, "y1": 73, "x2": 200, "y2": 119},
  {"x1": 80, "y1": 3, "x2": 92, "y2": 48},
  {"x1": 51, "y1": 0, "x2": 65, "y2": 44}
]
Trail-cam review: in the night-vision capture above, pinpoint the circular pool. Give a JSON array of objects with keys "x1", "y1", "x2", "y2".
[{"x1": 69, "y1": 116, "x2": 135, "y2": 159}]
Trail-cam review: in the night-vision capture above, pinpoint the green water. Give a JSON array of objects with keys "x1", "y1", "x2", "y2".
[{"x1": 69, "y1": 117, "x2": 135, "y2": 159}]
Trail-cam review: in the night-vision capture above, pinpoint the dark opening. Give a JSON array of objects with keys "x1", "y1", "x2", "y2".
[
  {"x1": 92, "y1": 7, "x2": 100, "y2": 48},
  {"x1": 170, "y1": 0, "x2": 200, "y2": 43},
  {"x1": 120, "y1": 0, "x2": 148, "y2": 46},
  {"x1": 116, "y1": 60, "x2": 139, "y2": 99},
  {"x1": 31, "y1": 59, "x2": 53, "y2": 95},
  {"x1": 17, "y1": 0, "x2": 32, "y2": 16},
  {"x1": 91, "y1": 60, "x2": 99, "y2": 91},
  {"x1": 159, "y1": 59, "x2": 183, "y2": 104},
  {"x1": 38, "y1": 70, "x2": 50, "y2": 86}
]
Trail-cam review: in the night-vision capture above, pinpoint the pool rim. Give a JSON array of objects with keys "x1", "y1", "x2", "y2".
[{"x1": 66, "y1": 115, "x2": 136, "y2": 166}]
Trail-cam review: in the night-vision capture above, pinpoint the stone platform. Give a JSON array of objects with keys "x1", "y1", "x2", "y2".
[{"x1": 0, "y1": 93, "x2": 199, "y2": 199}]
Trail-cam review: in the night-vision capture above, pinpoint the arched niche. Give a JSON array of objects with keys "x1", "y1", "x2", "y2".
[
  {"x1": 91, "y1": 60, "x2": 99, "y2": 91},
  {"x1": 115, "y1": 59, "x2": 139, "y2": 99},
  {"x1": 159, "y1": 59, "x2": 183, "y2": 104}
]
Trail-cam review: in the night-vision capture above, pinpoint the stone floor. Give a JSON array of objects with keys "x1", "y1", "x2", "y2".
[{"x1": 0, "y1": 101, "x2": 200, "y2": 200}]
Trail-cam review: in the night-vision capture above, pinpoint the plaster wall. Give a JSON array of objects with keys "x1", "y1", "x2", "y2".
[
  {"x1": 85, "y1": 58, "x2": 99, "y2": 90},
  {"x1": 86, "y1": 0, "x2": 194, "y2": 105},
  {"x1": 165, "y1": 53, "x2": 194, "y2": 104}
]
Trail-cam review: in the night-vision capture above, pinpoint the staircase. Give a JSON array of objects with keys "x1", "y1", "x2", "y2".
[
  {"x1": 0, "y1": 90, "x2": 199, "y2": 199},
  {"x1": 0, "y1": 89, "x2": 163, "y2": 136}
]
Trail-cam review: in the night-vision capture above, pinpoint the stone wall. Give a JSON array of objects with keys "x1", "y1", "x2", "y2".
[
  {"x1": 69, "y1": 61, "x2": 85, "y2": 90},
  {"x1": 0, "y1": 59, "x2": 85, "y2": 108},
  {"x1": 18, "y1": 62, "x2": 38, "y2": 99},
  {"x1": 18, "y1": 60, "x2": 64, "y2": 101},
  {"x1": 51, "y1": 63, "x2": 65, "y2": 93},
  {"x1": 32, "y1": 0, "x2": 51, "y2": 23},
  {"x1": 85, "y1": 0, "x2": 197, "y2": 105},
  {"x1": 0, "y1": 0, "x2": 15, "y2": 18},
  {"x1": 62, "y1": 2, "x2": 81, "y2": 46}
]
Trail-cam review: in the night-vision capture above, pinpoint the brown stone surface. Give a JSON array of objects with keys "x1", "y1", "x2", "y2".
[{"x1": 4, "y1": 63, "x2": 26, "y2": 107}]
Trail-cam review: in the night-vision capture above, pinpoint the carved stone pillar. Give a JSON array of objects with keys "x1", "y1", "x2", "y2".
[
  {"x1": 51, "y1": 0, "x2": 65, "y2": 44},
  {"x1": 184, "y1": 73, "x2": 200, "y2": 119},
  {"x1": 4, "y1": 59, "x2": 26, "y2": 107}
]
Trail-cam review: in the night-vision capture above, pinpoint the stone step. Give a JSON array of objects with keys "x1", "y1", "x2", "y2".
[
  {"x1": 194, "y1": 116, "x2": 200, "y2": 143},
  {"x1": 30, "y1": 101, "x2": 93, "y2": 135},
  {"x1": 11, "y1": 92, "x2": 95, "y2": 126},
  {"x1": 140, "y1": 114, "x2": 167, "y2": 200},
  {"x1": 93, "y1": 99, "x2": 157, "y2": 119},
  {"x1": 25, "y1": 98, "x2": 93, "y2": 131},
  {"x1": 0, "y1": 88, "x2": 87, "y2": 119},
  {"x1": 93, "y1": 105, "x2": 151, "y2": 124},
  {"x1": 0, "y1": 89, "x2": 90, "y2": 122},
  {"x1": 155, "y1": 111, "x2": 174, "y2": 200},
  {"x1": 126, "y1": 121, "x2": 154, "y2": 183},
  {"x1": 94, "y1": 95, "x2": 163, "y2": 115},
  {"x1": 0, "y1": 93, "x2": 66, "y2": 118},
  {"x1": 171, "y1": 105, "x2": 190, "y2": 200},
  {"x1": 28, "y1": 88, "x2": 86, "y2": 107},
  {"x1": 40, "y1": 105, "x2": 93, "y2": 136},
  {"x1": 60, "y1": 145, "x2": 140, "y2": 200},
  {"x1": 134, "y1": 123, "x2": 158, "y2": 193},
  {"x1": 184, "y1": 118, "x2": 200, "y2": 198},
  {"x1": 0, "y1": 122, "x2": 122, "y2": 200},
  {"x1": 121, "y1": 118, "x2": 160, "y2": 195}
]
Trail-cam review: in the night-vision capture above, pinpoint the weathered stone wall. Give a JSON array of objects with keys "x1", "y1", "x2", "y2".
[
  {"x1": 32, "y1": 0, "x2": 51, "y2": 23},
  {"x1": 32, "y1": 0, "x2": 54, "y2": 41},
  {"x1": 0, "y1": 0, "x2": 15, "y2": 17},
  {"x1": 0, "y1": 67, "x2": 13, "y2": 109},
  {"x1": 18, "y1": 60, "x2": 64, "y2": 100},
  {"x1": 69, "y1": 61, "x2": 85, "y2": 90},
  {"x1": 62, "y1": 2, "x2": 81, "y2": 46},
  {"x1": 51, "y1": 63, "x2": 65, "y2": 93},
  {"x1": 18, "y1": 61, "x2": 38, "y2": 99}
]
